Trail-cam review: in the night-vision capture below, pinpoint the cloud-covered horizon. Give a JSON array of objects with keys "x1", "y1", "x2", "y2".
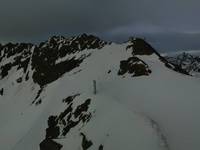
[{"x1": 0, "y1": 0, "x2": 200, "y2": 51}]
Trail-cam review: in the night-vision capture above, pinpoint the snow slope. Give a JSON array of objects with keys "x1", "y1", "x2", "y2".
[{"x1": 0, "y1": 35, "x2": 200, "y2": 150}]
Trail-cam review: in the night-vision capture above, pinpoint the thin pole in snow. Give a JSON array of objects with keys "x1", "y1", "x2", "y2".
[{"x1": 93, "y1": 80, "x2": 97, "y2": 95}]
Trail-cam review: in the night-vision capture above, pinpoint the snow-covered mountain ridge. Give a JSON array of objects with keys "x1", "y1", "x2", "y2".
[
  {"x1": 0, "y1": 34, "x2": 200, "y2": 150},
  {"x1": 165, "y1": 52, "x2": 200, "y2": 77}
]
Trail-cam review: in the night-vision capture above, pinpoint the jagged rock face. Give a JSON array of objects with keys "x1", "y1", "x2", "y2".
[
  {"x1": 40, "y1": 34, "x2": 107, "y2": 56},
  {"x1": 0, "y1": 43, "x2": 33, "y2": 79},
  {"x1": 80, "y1": 133, "x2": 93, "y2": 150},
  {"x1": 44, "y1": 95, "x2": 92, "y2": 139},
  {"x1": 118, "y1": 57, "x2": 151, "y2": 77},
  {"x1": 31, "y1": 34, "x2": 107, "y2": 86},
  {"x1": 31, "y1": 46, "x2": 85, "y2": 86},
  {"x1": 0, "y1": 34, "x2": 107, "y2": 87},
  {"x1": 126, "y1": 38, "x2": 155, "y2": 55},
  {"x1": 165, "y1": 52, "x2": 200, "y2": 76}
]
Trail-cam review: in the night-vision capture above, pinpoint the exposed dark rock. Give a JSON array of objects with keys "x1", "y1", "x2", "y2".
[
  {"x1": 46, "y1": 126, "x2": 60, "y2": 139},
  {"x1": 62, "y1": 110, "x2": 92, "y2": 136},
  {"x1": 80, "y1": 133, "x2": 93, "y2": 150},
  {"x1": 31, "y1": 48, "x2": 85, "y2": 86},
  {"x1": 126, "y1": 38, "x2": 154, "y2": 55},
  {"x1": 62, "y1": 94, "x2": 80, "y2": 104},
  {"x1": 58, "y1": 104, "x2": 73, "y2": 120},
  {"x1": 99, "y1": 145, "x2": 104, "y2": 150},
  {"x1": 32, "y1": 88, "x2": 43, "y2": 104},
  {"x1": 118, "y1": 57, "x2": 151, "y2": 77},
  {"x1": 1, "y1": 63, "x2": 12, "y2": 78},
  {"x1": 46, "y1": 116, "x2": 60, "y2": 139},
  {"x1": 18, "y1": 57, "x2": 30, "y2": 72},
  {"x1": 62, "y1": 120, "x2": 79, "y2": 136},
  {"x1": 42, "y1": 97, "x2": 92, "y2": 137},
  {"x1": 39, "y1": 139, "x2": 63, "y2": 150},
  {"x1": 25, "y1": 71, "x2": 29, "y2": 81},
  {"x1": 0, "y1": 88, "x2": 3, "y2": 96},
  {"x1": 35, "y1": 99, "x2": 42, "y2": 105},
  {"x1": 0, "y1": 43, "x2": 33, "y2": 79},
  {"x1": 16, "y1": 77, "x2": 22, "y2": 83},
  {"x1": 67, "y1": 113, "x2": 72, "y2": 122},
  {"x1": 79, "y1": 113, "x2": 92, "y2": 123},
  {"x1": 0, "y1": 34, "x2": 106, "y2": 87},
  {"x1": 74, "y1": 99, "x2": 91, "y2": 118},
  {"x1": 48, "y1": 116, "x2": 58, "y2": 128},
  {"x1": 31, "y1": 34, "x2": 107, "y2": 87},
  {"x1": 62, "y1": 98, "x2": 92, "y2": 136}
]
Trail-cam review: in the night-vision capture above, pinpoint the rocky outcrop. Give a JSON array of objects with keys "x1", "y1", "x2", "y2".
[
  {"x1": 0, "y1": 43, "x2": 33, "y2": 79},
  {"x1": 118, "y1": 57, "x2": 151, "y2": 77}
]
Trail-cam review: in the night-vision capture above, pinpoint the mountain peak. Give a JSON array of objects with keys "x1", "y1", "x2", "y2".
[
  {"x1": 48, "y1": 35, "x2": 66, "y2": 44},
  {"x1": 127, "y1": 37, "x2": 155, "y2": 55}
]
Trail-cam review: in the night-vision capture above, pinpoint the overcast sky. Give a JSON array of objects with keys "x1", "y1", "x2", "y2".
[{"x1": 0, "y1": 0, "x2": 200, "y2": 52}]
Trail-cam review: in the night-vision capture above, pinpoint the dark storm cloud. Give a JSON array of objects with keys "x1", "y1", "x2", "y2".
[{"x1": 0, "y1": 0, "x2": 200, "y2": 51}]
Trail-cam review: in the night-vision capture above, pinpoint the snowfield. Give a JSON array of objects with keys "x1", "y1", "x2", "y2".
[{"x1": 0, "y1": 36, "x2": 200, "y2": 150}]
